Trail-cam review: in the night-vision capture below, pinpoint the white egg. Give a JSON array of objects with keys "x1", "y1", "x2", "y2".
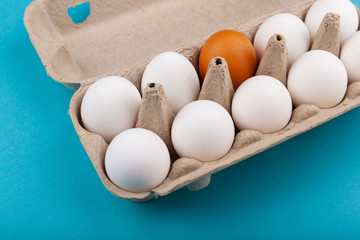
[
  {"x1": 340, "y1": 31, "x2": 360, "y2": 84},
  {"x1": 231, "y1": 76, "x2": 292, "y2": 133},
  {"x1": 288, "y1": 50, "x2": 348, "y2": 108},
  {"x1": 305, "y1": 0, "x2": 359, "y2": 43},
  {"x1": 254, "y1": 13, "x2": 310, "y2": 66},
  {"x1": 81, "y1": 76, "x2": 141, "y2": 143},
  {"x1": 171, "y1": 100, "x2": 235, "y2": 161},
  {"x1": 141, "y1": 52, "x2": 200, "y2": 112},
  {"x1": 105, "y1": 128, "x2": 170, "y2": 192}
]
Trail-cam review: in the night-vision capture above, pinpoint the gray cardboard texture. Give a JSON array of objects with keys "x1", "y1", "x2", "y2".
[
  {"x1": 136, "y1": 83, "x2": 177, "y2": 162},
  {"x1": 255, "y1": 34, "x2": 288, "y2": 86},
  {"x1": 24, "y1": 0, "x2": 360, "y2": 201},
  {"x1": 198, "y1": 57, "x2": 234, "y2": 114},
  {"x1": 311, "y1": 12, "x2": 341, "y2": 57}
]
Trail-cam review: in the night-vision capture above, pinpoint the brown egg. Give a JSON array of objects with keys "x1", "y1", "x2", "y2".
[{"x1": 199, "y1": 30, "x2": 257, "y2": 89}]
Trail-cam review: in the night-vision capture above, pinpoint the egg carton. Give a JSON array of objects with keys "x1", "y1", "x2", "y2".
[{"x1": 24, "y1": 0, "x2": 360, "y2": 201}]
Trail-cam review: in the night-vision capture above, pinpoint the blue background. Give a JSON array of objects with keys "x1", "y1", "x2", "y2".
[{"x1": 1, "y1": 0, "x2": 360, "y2": 239}]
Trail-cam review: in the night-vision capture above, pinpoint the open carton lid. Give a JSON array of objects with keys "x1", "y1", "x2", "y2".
[{"x1": 24, "y1": 0, "x2": 316, "y2": 90}]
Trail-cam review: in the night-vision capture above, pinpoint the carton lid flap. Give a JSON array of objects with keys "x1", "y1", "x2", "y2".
[{"x1": 24, "y1": 0, "x2": 312, "y2": 86}]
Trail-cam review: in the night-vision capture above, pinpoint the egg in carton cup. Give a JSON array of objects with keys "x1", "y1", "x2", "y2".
[{"x1": 24, "y1": 0, "x2": 360, "y2": 201}]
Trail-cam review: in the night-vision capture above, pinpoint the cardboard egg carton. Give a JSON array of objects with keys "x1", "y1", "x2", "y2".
[{"x1": 24, "y1": 0, "x2": 360, "y2": 201}]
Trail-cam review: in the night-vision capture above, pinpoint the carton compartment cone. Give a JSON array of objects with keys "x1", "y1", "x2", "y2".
[
  {"x1": 311, "y1": 12, "x2": 341, "y2": 57},
  {"x1": 198, "y1": 57, "x2": 234, "y2": 113},
  {"x1": 135, "y1": 83, "x2": 177, "y2": 161},
  {"x1": 256, "y1": 34, "x2": 288, "y2": 86}
]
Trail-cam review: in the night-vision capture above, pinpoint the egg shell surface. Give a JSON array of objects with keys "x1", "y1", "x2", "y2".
[
  {"x1": 105, "y1": 128, "x2": 171, "y2": 193},
  {"x1": 80, "y1": 76, "x2": 141, "y2": 143},
  {"x1": 287, "y1": 50, "x2": 348, "y2": 108},
  {"x1": 340, "y1": 31, "x2": 360, "y2": 84},
  {"x1": 231, "y1": 75, "x2": 292, "y2": 134},
  {"x1": 141, "y1": 51, "x2": 200, "y2": 113},
  {"x1": 171, "y1": 100, "x2": 235, "y2": 162},
  {"x1": 305, "y1": 0, "x2": 359, "y2": 43},
  {"x1": 254, "y1": 13, "x2": 310, "y2": 66},
  {"x1": 198, "y1": 29, "x2": 257, "y2": 89}
]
